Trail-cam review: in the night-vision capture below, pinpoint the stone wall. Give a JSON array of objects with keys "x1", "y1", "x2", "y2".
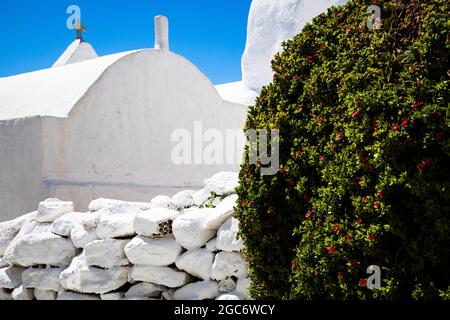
[{"x1": 0, "y1": 172, "x2": 250, "y2": 301}]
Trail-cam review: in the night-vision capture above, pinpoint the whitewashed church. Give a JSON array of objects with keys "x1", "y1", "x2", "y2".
[{"x1": 0, "y1": 16, "x2": 247, "y2": 221}]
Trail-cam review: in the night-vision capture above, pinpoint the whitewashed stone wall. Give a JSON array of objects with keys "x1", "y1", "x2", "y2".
[{"x1": 0, "y1": 172, "x2": 250, "y2": 301}]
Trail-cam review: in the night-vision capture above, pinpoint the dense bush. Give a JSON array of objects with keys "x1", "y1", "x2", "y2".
[{"x1": 235, "y1": 0, "x2": 449, "y2": 300}]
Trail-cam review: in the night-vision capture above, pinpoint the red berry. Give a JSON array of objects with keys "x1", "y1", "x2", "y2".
[
  {"x1": 436, "y1": 132, "x2": 445, "y2": 142},
  {"x1": 359, "y1": 279, "x2": 368, "y2": 287},
  {"x1": 411, "y1": 101, "x2": 423, "y2": 110},
  {"x1": 327, "y1": 247, "x2": 336, "y2": 254},
  {"x1": 332, "y1": 224, "x2": 340, "y2": 233}
]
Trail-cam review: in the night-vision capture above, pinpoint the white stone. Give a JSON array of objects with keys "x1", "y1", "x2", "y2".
[
  {"x1": 172, "y1": 209, "x2": 216, "y2": 250},
  {"x1": 206, "y1": 238, "x2": 218, "y2": 252},
  {"x1": 124, "y1": 236, "x2": 182, "y2": 267},
  {"x1": 173, "y1": 281, "x2": 219, "y2": 300},
  {"x1": 162, "y1": 289, "x2": 176, "y2": 300},
  {"x1": 211, "y1": 252, "x2": 248, "y2": 281},
  {"x1": 22, "y1": 267, "x2": 62, "y2": 291},
  {"x1": 216, "y1": 294, "x2": 240, "y2": 301},
  {"x1": 70, "y1": 224, "x2": 98, "y2": 249},
  {"x1": 84, "y1": 239, "x2": 129, "y2": 268},
  {"x1": 34, "y1": 289, "x2": 57, "y2": 300},
  {"x1": 89, "y1": 198, "x2": 152, "y2": 212},
  {"x1": 3, "y1": 231, "x2": 76, "y2": 267},
  {"x1": 205, "y1": 172, "x2": 239, "y2": 196},
  {"x1": 51, "y1": 212, "x2": 89, "y2": 237},
  {"x1": 11, "y1": 285, "x2": 34, "y2": 300},
  {"x1": 95, "y1": 204, "x2": 138, "y2": 239},
  {"x1": 133, "y1": 208, "x2": 179, "y2": 237},
  {"x1": 218, "y1": 278, "x2": 237, "y2": 293},
  {"x1": 204, "y1": 195, "x2": 238, "y2": 230},
  {"x1": 125, "y1": 282, "x2": 165, "y2": 299},
  {"x1": 0, "y1": 288, "x2": 12, "y2": 300},
  {"x1": 0, "y1": 265, "x2": 23, "y2": 289},
  {"x1": 0, "y1": 211, "x2": 37, "y2": 255},
  {"x1": 175, "y1": 249, "x2": 214, "y2": 281},
  {"x1": 59, "y1": 254, "x2": 129, "y2": 294},
  {"x1": 212, "y1": 197, "x2": 222, "y2": 207},
  {"x1": 101, "y1": 292, "x2": 124, "y2": 300},
  {"x1": 236, "y1": 278, "x2": 251, "y2": 300},
  {"x1": 171, "y1": 190, "x2": 195, "y2": 209},
  {"x1": 57, "y1": 290, "x2": 100, "y2": 300},
  {"x1": 216, "y1": 217, "x2": 244, "y2": 252},
  {"x1": 131, "y1": 265, "x2": 192, "y2": 288},
  {"x1": 36, "y1": 199, "x2": 74, "y2": 223},
  {"x1": 0, "y1": 257, "x2": 8, "y2": 268},
  {"x1": 193, "y1": 187, "x2": 212, "y2": 207},
  {"x1": 150, "y1": 195, "x2": 174, "y2": 209}
]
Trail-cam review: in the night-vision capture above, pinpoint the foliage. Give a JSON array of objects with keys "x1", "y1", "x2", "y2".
[{"x1": 235, "y1": 0, "x2": 449, "y2": 300}]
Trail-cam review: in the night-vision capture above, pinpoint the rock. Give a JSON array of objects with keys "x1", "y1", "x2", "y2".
[
  {"x1": 216, "y1": 217, "x2": 244, "y2": 252},
  {"x1": 131, "y1": 265, "x2": 192, "y2": 288},
  {"x1": 171, "y1": 190, "x2": 196, "y2": 209},
  {"x1": 0, "y1": 265, "x2": 23, "y2": 289},
  {"x1": 204, "y1": 195, "x2": 238, "y2": 230},
  {"x1": 57, "y1": 290, "x2": 100, "y2": 300},
  {"x1": 11, "y1": 285, "x2": 34, "y2": 300},
  {"x1": 51, "y1": 212, "x2": 88, "y2": 237},
  {"x1": 236, "y1": 278, "x2": 251, "y2": 300},
  {"x1": 125, "y1": 282, "x2": 165, "y2": 299},
  {"x1": 206, "y1": 238, "x2": 218, "y2": 252},
  {"x1": 133, "y1": 208, "x2": 179, "y2": 237},
  {"x1": 36, "y1": 199, "x2": 74, "y2": 223},
  {"x1": 218, "y1": 278, "x2": 237, "y2": 293},
  {"x1": 174, "y1": 281, "x2": 219, "y2": 300},
  {"x1": 212, "y1": 197, "x2": 222, "y2": 207},
  {"x1": 216, "y1": 294, "x2": 240, "y2": 300},
  {"x1": 175, "y1": 249, "x2": 215, "y2": 281},
  {"x1": 101, "y1": 292, "x2": 124, "y2": 300},
  {"x1": 84, "y1": 239, "x2": 129, "y2": 268},
  {"x1": 162, "y1": 289, "x2": 176, "y2": 300},
  {"x1": 59, "y1": 254, "x2": 129, "y2": 294},
  {"x1": 95, "y1": 204, "x2": 138, "y2": 239},
  {"x1": 0, "y1": 288, "x2": 12, "y2": 300},
  {"x1": 205, "y1": 172, "x2": 239, "y2": 196},
  {"x1": 0, "y1": 211, "x2": 37, "y2": 255},
  {"x1": 193, "y1": 187, "x2": 212, "y2": 207},
  {"x1": 34, "y1": 289, "x2": 57, "y2": 300},
  {"x1": 150, "y1": 195, "x2": 174, "y2": 209},
  {"x1": 124, "y1": 236, "x2": 182, "y2": 267},
  {"x1": 3, "y1": 231, "x2": 76, "y2": 267},
  {"x1": 172, "y1": 209, "x2": 216, "y2": 250},
  {"x1": 70, "y1": 224, "x2": 98, "y2": 249},
  {"x1": 22, "y1": 267, "x2": 62, "y2": 291},
  {"x1": 211, "y1": 252, "x2": 248, "y2": 281},
  {"x1": 0, "y1": 257, "x2": 8, "y2": 268},
  {"x1": 89, "y1": 198, "x2": 152, "y2": 212}
]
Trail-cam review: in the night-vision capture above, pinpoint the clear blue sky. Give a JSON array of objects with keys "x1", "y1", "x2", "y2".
[{"x1": 0, "y1": 0, "x2": 251, "y2": 84}]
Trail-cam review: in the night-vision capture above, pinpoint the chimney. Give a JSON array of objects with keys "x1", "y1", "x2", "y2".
[{"x1": 154, "y1": 16, "x2": 169, "y2": 51}]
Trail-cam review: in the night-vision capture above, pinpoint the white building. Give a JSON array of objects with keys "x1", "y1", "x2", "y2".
[
  {"x1": 0, "y1": 17, "x2": 247, "y2": 221},
  {"x1": 216, "y1": 0, "x2": 348, "y2": 106}
]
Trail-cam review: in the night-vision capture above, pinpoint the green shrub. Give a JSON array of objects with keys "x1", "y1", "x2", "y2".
[{"x1": 235, "y1": 0, "x2": 449, "y2": 300}]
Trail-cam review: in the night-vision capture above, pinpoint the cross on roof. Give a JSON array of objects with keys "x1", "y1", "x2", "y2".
[{"x1": 73, "y1": 21, "x2": 87, "y2": 41}]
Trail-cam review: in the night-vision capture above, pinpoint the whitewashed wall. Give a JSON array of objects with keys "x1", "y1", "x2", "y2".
[
  {"x1": 0, "y1": 118, "x2": 49, "y2": 221},
  {"x1": 10, "y1": 50, "x2": 247, "y2": 217}
]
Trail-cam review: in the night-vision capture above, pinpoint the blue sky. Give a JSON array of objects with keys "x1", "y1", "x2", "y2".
[{"x1": 0, "y1": 0, "x2": 251, "y2": 84}]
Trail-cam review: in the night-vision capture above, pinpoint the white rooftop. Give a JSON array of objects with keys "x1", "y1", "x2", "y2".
[{"x1": 0, "y1": 50, "x2": 140, "y2": 121}]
